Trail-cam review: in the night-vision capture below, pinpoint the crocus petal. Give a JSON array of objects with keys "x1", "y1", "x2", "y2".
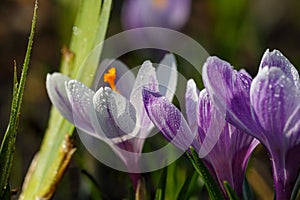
[
  {"x1": 285, "y1": 106, "x2": 300, "y2": 141},
  {"x1": 250, "y1": 67, "x2": 300, "y2": 145},
  {"x1": 197, "y1": 89, "x2": 259, "y2": 197},
  {"x1": 94, "y1": 59, "x2": 136, "y2": 99},
  {"x1": 197, "y1": 89, "x2": 226, "y2": 157},
  {"x1": 93, "y1": 87, "x2": 137, "y2": 144},
  {"x1": 157, "y1": 53, "x2": 178, "y2": 101},
  {"x1": 185, "y1": 79, "x2": 199, "y2": 135},
  {"x1": 202, "y1": 56, "x2": 263, "y2": 136},
  {"x1": 77, "y1": 121, "x2": 137, "y2": 173},
  {"x1": 259, "y1": 49, "x2": 300, "y2": 88},
  {"x1": 65, "y1": 80, "x2": 96, "y2": 134},
  {"x1": 204, "y1": 124, "x2": 258, "y2": 198},
  {"x1": 142, "y1": 89, "x2": 195, "y2": 151},
  {"x1": 46, "y1": 73, "x2": 74, "y2": 123},
  {"x1": 92, "y1": 87, "x2": 140, "y2": 170},
  {"x1": 72, "y1": 87, "x2": 138, "y2": 171},
  {"x1": 108, "y1": 89, "x2": 138, "y2": 138},
  {"x1": 122, "y1": 0, "x2": 191, "y2": 30},
  {"x1": 130, "y1": 61, "x2": 159, "y2": 137}
]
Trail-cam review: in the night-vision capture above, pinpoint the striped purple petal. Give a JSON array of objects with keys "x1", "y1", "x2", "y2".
[
  {"x1": 251, "y1": 67, "x2": 300, "y2": 143},
  {"x1": 202, "y1": 56, "x2": 263, "y2": 137},
  {"x1": 251, "y1": 66, "x2": 300, "y2": 199},
  {"x1": 259, "y1": 49, "x2": 300, "y2": 88},
  {"x1": 197, "y1": 88, "x2": 258, "y2": 198},
  {"x1": 203, "y1": 50, "x2": 300, "y2": 199},
  {"x1": 142, "y1": 89, "x2": 195, "y2": 151}
]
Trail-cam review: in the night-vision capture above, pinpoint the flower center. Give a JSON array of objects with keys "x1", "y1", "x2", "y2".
[
  {"x1": 152, "y1": 0, "x2": 168, "y2": 10},
  {"x1": 104, "y1": 67, "x2": 117, "y2": 91}
]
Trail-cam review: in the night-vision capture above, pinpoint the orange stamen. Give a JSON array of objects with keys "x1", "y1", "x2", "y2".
[
  {"x1": 104, "y1": 67, "x2": 117, "y2": 91},
  {"x1": 153, "y1": 0, "x2": 168, "y2": 9}
]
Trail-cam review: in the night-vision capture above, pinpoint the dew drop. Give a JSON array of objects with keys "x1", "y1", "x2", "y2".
[{"x1": 72, "y1": 26, "x2": 79, "y2": 35}]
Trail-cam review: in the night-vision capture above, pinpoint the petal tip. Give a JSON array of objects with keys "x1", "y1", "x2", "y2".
[{"x1": 187, "y1": 78, "x2": 196, "y2": 86}]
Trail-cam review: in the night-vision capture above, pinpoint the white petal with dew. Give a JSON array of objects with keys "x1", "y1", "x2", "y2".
[
  {"x1": 185, "y1": 79, "x2": 199, "y2": 134},
  {"x1": 157, "y1": 53, "x2": 178, "y2": 101},
  {"x1": 130, "y1": 61, "x2": 159, "y2": 137},
  {"x1": 65, "y1": 79, "x2": 95, "y2": 134},
  {"x1": 46, "y1": 73, "x2": 73, "y2": 123},
  {"x1": 93, "y1": 87, "x2": 136, "y2": 143}
]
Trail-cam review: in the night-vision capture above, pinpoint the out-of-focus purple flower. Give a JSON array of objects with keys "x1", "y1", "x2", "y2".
[
  {"x1": 142, "y1": 79, "x2": 258, "y2": 198},
  {"x1": 46, "y1": 54, "x2": 177, "y2": 190},
  {"x1": 121, "y1": 0, "x2": 191, "y2": 30},
  {"x1": 202, "y1": 49, "x2": 300, "y2": 199}
]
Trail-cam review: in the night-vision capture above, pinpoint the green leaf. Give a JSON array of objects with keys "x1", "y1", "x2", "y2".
[
  {"x1": 70, "y1": 0, "x2": 112, "y2": 85},
  {"x1": 19, "y1": 0, "x2": 112, "y2": 199},
  {"x1": 0, "y1": 1, "x2": 37, "y2": 197},
  {"x1": 176, "y1": 171, "x2": 199, "y2": 200},
  {"x1": 186, "y1": 147, "x2": 224, "y2": 200},
  {"x1": 224, "y1": 181, "x2": 239, "y2": 200},
  {"x1": 69, "y1": 0, "x2": 102, "y2": 76},
  {"x1": 291, "y1": 171, "x2": 300, "y2": 200},
  {"x1": 155, "y1": 166, "x2": 168, "y2": 200}
]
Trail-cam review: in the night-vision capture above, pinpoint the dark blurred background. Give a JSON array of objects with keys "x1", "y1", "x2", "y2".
[{"x1": 0, "y1": 0, "x2": 300, "y2": 199}]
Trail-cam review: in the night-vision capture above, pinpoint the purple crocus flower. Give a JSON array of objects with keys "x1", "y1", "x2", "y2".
[
  {"x1": 202, "y1": 49, "x2": 300, "y2": 199},
  {"x1": 46, "y1": 54, "x2": 177, "y2": 190},
  {"x1": 142, "y1": 78, "x2": 258, "y2": 198},
  {"x1": 122, "y1": 0, "x2": 191, "y2": 30}
]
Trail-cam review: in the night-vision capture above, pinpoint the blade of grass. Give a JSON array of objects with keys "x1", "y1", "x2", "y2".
[
  {"x1": 186, "y1": 147, "x2": 224, "y2": 200},
  {"x1": 155, "y1": 166, "x2": 168, "y2": 200},
  {"x1": 224, "y1": 181, "x2": 238, "y2": 200},
  {"x1": 0, "y1": 63, "x2": 18, "y2": 198},
  {"x1": 176, "y1": 171, "x2": 199, "y2": 200},
  {"x1": 0, "y1": 1, "x2": 37, "y2": 197}
]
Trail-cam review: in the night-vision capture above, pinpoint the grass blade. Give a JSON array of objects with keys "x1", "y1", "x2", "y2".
[
  {"x1": 0, "y1": 1, "x2": 37, "y2": 197},
  {"x1": 155, "y1": 166, "x2": 168, "y2": 200},
  {"x1": 176, "y1": 171, "x2": 199, "y2": 200},
  {"x1": 186, "y1": 147, "x2": 224, "y2": 200},
  {"x1": 224, "y1": 181, "x2": 239, "y2": 200}
]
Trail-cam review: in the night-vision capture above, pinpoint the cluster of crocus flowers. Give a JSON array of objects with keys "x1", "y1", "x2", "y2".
[
  {"x1": 46, "y1": 54, "x2": 178, "y2": 190},
  {"x1": 121, "y1": 0, "x2": 192, "y2": 30},
  {"x1": 202, "y1": 49, "x2": 300, "y2": 199},
  {"x1": 143, "y1": 49, "x2": 300, "y2": 198},
  {"x1": 143, "y1": 79, "x2": 258, "y2": 198},
  {"x1": 46, "y1": 48, "x2": 300, "y2": 198}
]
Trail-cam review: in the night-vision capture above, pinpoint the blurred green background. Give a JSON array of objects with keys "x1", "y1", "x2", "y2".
[{"x1": 0, "y1": 0, "x2": 300, "y2": 199}]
